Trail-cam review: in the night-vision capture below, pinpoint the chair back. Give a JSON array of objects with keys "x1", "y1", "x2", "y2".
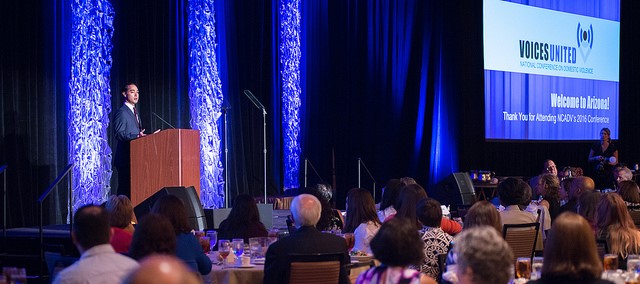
[
  {"x1": 286, "y1": 252, "x2": 345, "y2": 284},
  {"x1": 627, "y1": 207, "x2": 640, "y2": 229},
  {"x1": 502, "y1": 222, "x2": 540, "y2": 262}
]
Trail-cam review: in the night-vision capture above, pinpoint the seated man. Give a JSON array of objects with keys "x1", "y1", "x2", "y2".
[
  {"x1": 498, "y1": 178, "x2": 544, "y2": 250},
  {"x1": 559, "y1": 176, "x2": 595, "y2": 213},
  {"x1": 613, "y1": 165, "x2": 633, "y2": 188},
  {"x1": 264, "y1": 194, "x2": 349, "y2": 284},
  {"x1": 54, "y1": 205, "x2": 139, "y2": 284},
  {"x1": 123, "y1": 255, "x2": 200, "y2": 284}
]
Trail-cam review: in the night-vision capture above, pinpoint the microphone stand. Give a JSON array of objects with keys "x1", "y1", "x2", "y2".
[
  {"x1": 243, "y1": 90, "x2": 268, "y2": 203},
  {"x1": 304, "y1": 158, "x2": 326, "y2": 188},
  {"x1": 223, "y1": 106, "x2": 230, "y2": 208},
  {"x1": 357, "y1": 158, "x2": 376, "y2": 201}
]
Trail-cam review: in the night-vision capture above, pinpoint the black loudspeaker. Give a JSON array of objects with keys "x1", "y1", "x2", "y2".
[
  {"x1": 433, "y1": 173, "x2": 476, "y2": 206},
  {"x1": 134, "y1": 186, "x2": 207, "y2": 231}
]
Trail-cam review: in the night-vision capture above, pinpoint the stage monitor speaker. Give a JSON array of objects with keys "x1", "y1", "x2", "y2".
[
  {"x1": 134, "y1": 186, "x2": 206, "y2": 231},
  {"x1": 433, "y1": 173, "x2": 476, "y2": 206}
]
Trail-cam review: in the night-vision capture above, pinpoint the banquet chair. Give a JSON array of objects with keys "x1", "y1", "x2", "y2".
[
  {"x1": 286, "y1": 252, "x2": 347, "y2": 284},
  {"x1": 502, "y1": 222, "x2": 540, "y2": 262},
  {"x1": 627, "y1": 206, "x2": 640, "y2": 229},
  {"x1": 344, "y1": 259, "x2": 376, "y2": 283}
]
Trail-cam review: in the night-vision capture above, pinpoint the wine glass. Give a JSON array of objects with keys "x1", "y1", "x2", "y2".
[
  {"x1": 232, "y1": 238, "x2": 245, "y2": 265},
  {"x1": 342, "y1": 233, "x2": 355, "y2": 253},
  {"x1": 218, "y1": 239, "x2": 231, "y2": 267},
  {"x1": 207, "y1": 230, "x2": 218, "y2": 252}
]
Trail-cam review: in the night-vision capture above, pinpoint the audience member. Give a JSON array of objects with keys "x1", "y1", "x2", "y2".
[
  {"x1": 301, "y1": 185, "x2": 344, "y2": 231},
  {"x1": 498, "y1": 178, "x2": 544, "y2": 249},
  {"x1": 128, "y1": 213, "x2": 176, "y2": 260},
  {"x1": 613, "y1": 165, "x2": 633, "y2": 189},
  {"x1": 53, "y1": 205, "x2": 139, "y2": 284},
  {"x1": 453, "y1": 226, "x2": 513, "y2": 284},
  {"x1": 596, "y1": 192, "x2": 640, "y2": 268},
  {"x1": 377, "y1": 179, "x2": 401, "y2": 222},
  {"x1": 391, "y1": 184, "x2": 461, "y2": 235},
  {"x1": 104, "y1": 195, "x2": 136, "y2": 254},
  {"x1": 344, "y1": 188, "x2": 381, "y2": 255},
  {"x1": 123, "y1": 255, "x2": 201, "y2": 284},
  {"x1": 536, "y1": 174, "x2": 561, "y2": 221},
  {"x1": 400, "y1": 176, "x2": 417, "y2": 186},
  {"x1": 463, "y1": 201, "x2": 501, "y2": 233},
  {"x1": 218, "y1": 194, "x2": 268, "y2": 243},
  {"x1": 151, "y1": 195, "x2": 212, "y2": 275},
  {"x1": 577, "y1": 190, "x2": 601, "y2": 233},
  {"x1": 529, "y1": 159, "x2": 558, "y2": 198},
  {"x1": 528, "y1": 212, "x2": 613, "y2": 284},
  {"x1": 416, "y1": 198, "x2": 452, "y2": 279},
  {"x1": 559, "y1": 176, "x2": 595, "y2": 213},
  {"x1": 559, "y1": 177, "x2": 572, "y2": 203},
  {"x1": 264, "y1": 194, "x2": 350, "y2": 284},
  {"x1": 618, "y1": 180, "x2": 640, "y2": 209},
  {"x1": 356, "y1": 218, "x2": 436, "y2": 284}
]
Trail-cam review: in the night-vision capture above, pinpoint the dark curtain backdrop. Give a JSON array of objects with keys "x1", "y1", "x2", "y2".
[{"x1": 3, "y1": 0, "x2": 640, "y2": 228}]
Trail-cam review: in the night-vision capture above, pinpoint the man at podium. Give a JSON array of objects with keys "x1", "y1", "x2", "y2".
[{"x1": 113, "y1": 83, "x2": 151, "y2": 197}]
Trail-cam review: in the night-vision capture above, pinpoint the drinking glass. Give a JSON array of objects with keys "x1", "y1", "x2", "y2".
[
  {"x1": 530, "y1": 257, "x2": 543, "y2": 280},
  {"x1": 232, "y1": 239, "x2": 245, "y2": 262},
  {"x1": 198, "y1": 236, "x2": 210, "y2": 253},
  {"x1": 604, "y1": 254, "x2": 619, "y2": 271},
  {"x1": 218, "y1": 239, "x2": 231, "y2": 267},
  {"x1": 249, "y1": 237, "x2": 263, "y2": 258},
  {"x1": 206, "y1": 230, "x2": 218, "y2": 252},
  {"x1": 515, "y1": 257, "x2": 531, "y2": 279},
  {"x1": 342, "y1": 233, "x2": 355, "y2": 252}
]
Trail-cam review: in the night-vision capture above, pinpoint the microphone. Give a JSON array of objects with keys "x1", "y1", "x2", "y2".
[{"x1": 151, "y1": 112, "x2": 176, "y2": 129}]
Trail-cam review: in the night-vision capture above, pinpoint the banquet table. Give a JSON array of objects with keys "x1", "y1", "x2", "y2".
[{"x1": 204, "y1": 261, "x2": 372, "y2": 284}]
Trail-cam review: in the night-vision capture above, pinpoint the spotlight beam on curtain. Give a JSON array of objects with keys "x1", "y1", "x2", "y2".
[
  {"x1": 188, "y1": 0, "x2": 225, "y2": 208},
  {"x1": 280, "y1": 0, "x2": 302, "y2": 190},
  {"x1": 68, "y1": 0, "x2": 114, "y2": 214}
]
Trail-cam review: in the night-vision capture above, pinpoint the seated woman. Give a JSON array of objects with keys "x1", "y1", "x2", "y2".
[
  {"x1": 104, "y1": 195, "x2": 135, "y2": 254},
  {"x1": 416, "y1": 198, "x2": 453, "y2": 279},
  {"x1": 151, "y1": 195, "x2": 212, "y2": 275},
  {"x1": 577, "y1": 190, "x2": 601, "y2": 234},
  {"x1": 344, "y1": 188, "x2": 381, "y2": 255},
  {"x1": 356, "y1": 218, "x2": 436, "y2": 284},
  {"x1": 128, "y1": 213, "x2": 176, "y2": 260},
  {"x1": 390, "y1": 184, "x2": 461, "y2": 235},
  {"x1": 463, "y1": 200, "x2": 501, "y2": 233},
  {"x1": 596, "y1": 193, "x2": 640, "y2": 270},
  {"x1": 453, "y1": 226, "x2": 513, "y2": 284},
  {"x1": 529, "y1": 212, "x2": 613, "y2": 284},
  {"x1": 218, "y1": 194, "x2": 268, "y2": 243},
  {"x1": 536, "y1": 173, "x2": 561, "y2": 221},
  {"x1": 377, "y1": 179, "x2": 401, "y2": 222},
  {"x1": 618, "y1": 180, "x2": 640, "y2": 209},
  {"x1": 301, "y1": 184, "x2": 344, "y2": 232}
]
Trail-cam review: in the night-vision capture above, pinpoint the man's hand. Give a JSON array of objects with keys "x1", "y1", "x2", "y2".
[
  {"x1": 138, "y1": 129, "x2": 147, "y2": 138},
  {"x1": 153, "y1": 129, "x2": 161, "y2": 134}
]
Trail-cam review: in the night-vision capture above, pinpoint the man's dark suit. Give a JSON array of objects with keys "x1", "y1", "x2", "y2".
[
  {"x1": 263, "y1": 226, "x2": 349, "y2": 284},
  {"x1": 113, "y1": 104, "x2": 141, "y2": 197}
]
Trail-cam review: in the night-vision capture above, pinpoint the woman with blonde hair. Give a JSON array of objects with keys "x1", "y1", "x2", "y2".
[
  {"x1": 596, "y1": 193, "x2": 640, "y2": 267},
  {"x1": 463, "y1": 201, "x2": 501, "y2": 233},
  {"x1": 529, "y1": 212, "x2": 612, "y2": 284},
  {"x1": 536, "y1": 173, "x2": 561, "y2": 221}
]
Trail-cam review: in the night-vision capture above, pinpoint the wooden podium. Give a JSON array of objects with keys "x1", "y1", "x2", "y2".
[{"x1": 130, "y1": 129, "x2": 200, "y2": 206}]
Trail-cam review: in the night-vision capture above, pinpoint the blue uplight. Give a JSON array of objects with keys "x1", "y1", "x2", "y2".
[
  {"x1": 188, "y1": 0, "x2": 225, "y2": 208},
  {"x1": 280, "y1": 0, "x2": 302, "y2": 190},
  {"x1": 68, "y1": 0, "x2": 115, "y2": 214}
]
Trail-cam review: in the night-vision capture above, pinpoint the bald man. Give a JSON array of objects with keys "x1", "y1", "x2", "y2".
[
  {"x1": 263, "y1": 194, "x2": 349, "y2": 284},
  {"x1": 559, "y1": 176, "x2": 595, "y2": 213},
  {"x1": 123, "y1": 255, "x2": 201, "y2": 284}
]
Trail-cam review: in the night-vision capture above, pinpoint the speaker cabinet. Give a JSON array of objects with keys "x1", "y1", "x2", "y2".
[
  {"x1": 134, "y1": 186, "x2": 206, "y2": 231},
  {"x1": 433, "y1": 173, "x2": 476, "y2": 206}
]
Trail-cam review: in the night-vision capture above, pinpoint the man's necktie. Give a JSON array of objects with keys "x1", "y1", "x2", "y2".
[{"x1": 133, "y1": 107, "x2": 142, "y2": 131}]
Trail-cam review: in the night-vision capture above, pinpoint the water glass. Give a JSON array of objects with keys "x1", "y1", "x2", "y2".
[
  {"x1": 232, "y1": 239, "x2": 245, "y2": 258},
  {"x1": 206, "y1": 230, "x2": 218, "y2": 252},
  {"x1": 629, "y1": 255, "x2": 640, "y2": 273},
  {"x1": 249, "y1": 237, "x2": 263, "y2": 258}
]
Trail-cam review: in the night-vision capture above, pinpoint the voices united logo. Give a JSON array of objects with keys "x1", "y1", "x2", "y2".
[{"x1": 576, "y1": 22, "x2": 594, "y2": 63}]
